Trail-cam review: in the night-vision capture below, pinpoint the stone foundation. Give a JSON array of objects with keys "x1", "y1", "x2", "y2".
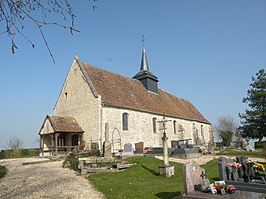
[{"x1": 159, "y1": 165, "x2": 174, "y2": 177}]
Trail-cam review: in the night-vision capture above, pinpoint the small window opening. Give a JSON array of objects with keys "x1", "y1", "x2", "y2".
[
  {"x1": 122, "y1": 113, "x2": 129, "y2": 130},
  {"x1": 152, "y1": 118, "x2": 157, "y2": 133}
]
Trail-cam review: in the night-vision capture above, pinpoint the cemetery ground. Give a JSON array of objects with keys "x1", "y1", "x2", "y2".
[
  {"x1": 88, "y1": 156, "x2": 221, "y2": 199},
  {"x1": 0, "y1": 151, "x2": 265, "y2": 199},
  {"x1": 0, "y1": 157, "x2": 105, "y2": 199}
]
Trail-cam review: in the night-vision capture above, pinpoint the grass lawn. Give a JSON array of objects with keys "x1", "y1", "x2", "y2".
[
  {"x1": 88, "y1": 156, "x2": 183, "y2": 199},
  {"x1": 0, "y1": 165, "x2": 7, "y2": 178},
  {"x1": 88, "y1": 156, "x2": 221, "y2": 199},
  {"x1": 201, "y1": 159, "x2": 219, "y2": 182},
  {"x1": 218, "y1": 148, "x2": 265, "y2": 158}
]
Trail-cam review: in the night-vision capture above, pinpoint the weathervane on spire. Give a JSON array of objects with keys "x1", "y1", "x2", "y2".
[{"x1": 141, "y1": 34, "x2": 145, "y2": 48}]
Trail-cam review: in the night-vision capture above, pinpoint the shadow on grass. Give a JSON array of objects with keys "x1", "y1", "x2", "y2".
[
  {"x1": 141, "y1": 164, "x2": 159, "y2": 176},
  {"x1": 155, "y1": 191, "x2": 182, "y2": 199}
]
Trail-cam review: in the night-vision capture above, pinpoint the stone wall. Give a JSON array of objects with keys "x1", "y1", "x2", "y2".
[
  {"x1": 102, "y1": 106, "x2": 213, "y2": 151},
  {"x1": 39, "y1": 118, "x2": 53, "y2": 151},
  {"x1": 54, "y1": 59, "x2": 101, "y2": 149}
]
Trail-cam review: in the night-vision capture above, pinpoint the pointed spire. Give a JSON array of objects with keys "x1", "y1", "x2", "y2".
[
  {"x1": 133, "y1": 47, "x2": 159, "y2": 93},
  {"x1": 140, "y1": 48, "x2": 149, "y2": 71}
]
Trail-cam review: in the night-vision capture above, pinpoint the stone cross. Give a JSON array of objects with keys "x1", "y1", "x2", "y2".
[{"x1": 158, "y1": 115, "x2": 171, "y2": 166}]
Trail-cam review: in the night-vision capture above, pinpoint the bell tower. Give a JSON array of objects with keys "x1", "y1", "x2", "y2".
[{"x1": 133, "y1": 48, "x2": 159, "y2": 93}]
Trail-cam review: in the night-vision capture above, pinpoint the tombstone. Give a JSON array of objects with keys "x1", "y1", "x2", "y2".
[
  {"x1": 236, "y1": 155, "x2": 248, "y2": 182},
  {"x1": 218, "y1": 156, "x2": 233, "y2": 180},
  {"x1": 183, "y1": 162, "x2": 206, "y2": 195},
  {"x1": 103, "y1": 123, "x2": 112, "y2": 159},
  {"x1": 199, "y1": 172, "x2": 210, "y2": 192},
  {"x1": 122, "y1": 143, "x2": 134, "y2": 156},
  {"x1": 200, "y1": 178, "x2": 210, "y2": 191},
  {"x1": 135, "y1": 142, "x2": 144, "y2": 154}
]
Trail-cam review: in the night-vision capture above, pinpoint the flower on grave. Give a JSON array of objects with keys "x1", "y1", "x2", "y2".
[
  {"x1": 226, "y1": 185, "x2": 236, "y2": 191},
  {"x1": 225, "y1": 162, "x2": 242, "y2": 171},
  {"x1": 214, "y1": 182, "x2": 225, "y2": 190},
  {"x1": 253, "y1": 163, "x2": 265, "y2": 172}
]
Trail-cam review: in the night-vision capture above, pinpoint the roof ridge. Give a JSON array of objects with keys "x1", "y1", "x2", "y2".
[{"x1": 79, "y1": 61, "x2": 142, "y2": 83}]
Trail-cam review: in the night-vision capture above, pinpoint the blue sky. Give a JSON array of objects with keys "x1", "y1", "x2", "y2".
[{"x1": 0, "y1": 0, "x2": 265, "y2": 149}]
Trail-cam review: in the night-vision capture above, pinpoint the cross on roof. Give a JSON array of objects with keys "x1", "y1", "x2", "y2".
[{"x1": 141, "y1": 34, "x2": 145, "y2": 48}]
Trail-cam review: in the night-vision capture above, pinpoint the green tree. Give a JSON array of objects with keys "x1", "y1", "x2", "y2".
[
  {"x1": 215, "y1": 116, "x2": 237, "y2": 147},
  {"x1": 239, "y1": 69, "x2": 266, "y2": 142}
]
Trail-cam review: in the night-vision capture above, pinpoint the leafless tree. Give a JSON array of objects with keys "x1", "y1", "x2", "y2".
[
  {"x1": 0, "y1": 0, "x2": 97, "y2": 63},
  {"x1": 215, "y1": 116, "x2": 238, "y2": 147},
  {"x1": 5, "y1": 136, "x2": 23, "y2": 150}
]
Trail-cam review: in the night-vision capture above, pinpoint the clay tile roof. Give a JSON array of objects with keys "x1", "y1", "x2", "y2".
[
  {"x1": 79, "y1": 61, "x2": 210, "y2": 124},
  {"x1": 48, "y1": 115, "x2": 84, "y2": 133}
]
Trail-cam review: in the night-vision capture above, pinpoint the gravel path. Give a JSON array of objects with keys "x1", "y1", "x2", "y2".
[{"x1": 0, "y1": 157, "x2": 105, "y2": 199}]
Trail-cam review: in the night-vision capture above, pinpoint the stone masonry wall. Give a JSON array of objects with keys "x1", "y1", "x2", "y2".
[
  {"x1": 102, "y1": 106, "x2": 212, "y2": 151},
  {"x1": 54, "y1": 59, "x2": 101, "y2": 149}
]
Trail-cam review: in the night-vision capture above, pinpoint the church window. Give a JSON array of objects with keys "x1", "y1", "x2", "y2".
[
  {"x1": 122, "y1": 113, "x2": 129, "y2": 130},
  {"x1": 152, "y1": 117, "x2": 157, "y2": 133},
  {"x1": 173, "y1": 120, "x2": 177, "y2": 134},
  {"x1": 65, "y1": 92, "x2": 68, "y2": 99}
]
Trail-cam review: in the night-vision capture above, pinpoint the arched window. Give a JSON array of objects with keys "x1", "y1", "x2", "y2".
[
  {"x1": 173, "y1": 120, "x2": 177, "y2": 134},
  {"x1": 122, "y1": 113, "x2": 129, "y2": 130},
  {"x1": 152, "y1": 118, "x2": 157, "y2": 133}
]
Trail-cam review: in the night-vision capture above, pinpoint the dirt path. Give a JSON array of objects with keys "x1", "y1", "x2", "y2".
[{"x1": 0, "y1": 157, "x2": 105, "y2": 199}]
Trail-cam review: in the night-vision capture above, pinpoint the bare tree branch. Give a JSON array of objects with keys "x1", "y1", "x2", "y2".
[
  {"x1": 5, "y1": 136, "x2": 23, "y2": 150},
  {"x1": 0, "y1": 0, "x2": 97, "y2": 62}
]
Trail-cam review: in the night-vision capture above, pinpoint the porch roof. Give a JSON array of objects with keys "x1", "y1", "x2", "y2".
[{"x1": 46, "y1": 115, "x2": 84, "y2": 133}]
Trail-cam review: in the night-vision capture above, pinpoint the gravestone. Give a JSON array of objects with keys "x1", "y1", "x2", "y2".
[
  {"x1": 103, "y1": 123, "x2": 112, "y2": 159},
  {"x1": 122, "y1": 143, "x2": 134, "y2": 156},
  {"x1": 218, "y1": 157, "x2": 233, "y2": 180},
  {"x1": 183, "y1": 162, "x2": 205, "y2": 195},
  {"x1": 135, "y1": 142, "x2": 144, "y2": 154},
  {"x1": 236, "y1": 155, "x2": 248, "y2": 182},
  {"x1": 200, "y1": 178, "x2": 210, "y2": 191}
]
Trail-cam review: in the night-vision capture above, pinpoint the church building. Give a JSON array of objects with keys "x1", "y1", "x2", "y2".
[{"x1": 39, "y1": 48, "x2": 214, "y2": 156}]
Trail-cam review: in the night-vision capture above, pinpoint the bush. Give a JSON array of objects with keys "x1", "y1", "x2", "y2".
[
  {"x1": 4, "y1": 149, "x2": 21, "y2": 158},
  {"x1": 28, "y1": 148, "x2": 39, "y2": 156},
  {"x1": 0, "y1": 148, "x2": 39, "y2": 159},
  {"x1": 255, "y1": 141, "x2": 266, "y2": 149},
  {"x1": 79, "y1": 149, "x2": 101, "y2": 157},
  {"x1": 0, "y1": 165, "x2": 7, "y2": 178},
  {"x1": 0, "y1": 150, "x2": 5, "y2": 159},
  {"x1": 20, "y1": 149, "x2": 29, "y2": 156},
  {"x1": 63, "y1": 153, "x2": 79, "y2": 171}
]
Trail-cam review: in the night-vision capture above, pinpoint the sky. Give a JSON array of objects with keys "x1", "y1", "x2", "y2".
[{"x1": 0, "y1": 0, "x2": 265, "y2": 149}]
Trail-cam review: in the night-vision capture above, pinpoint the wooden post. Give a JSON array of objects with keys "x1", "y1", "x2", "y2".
[
  {"x1": 50, "y1": 134, "x2": 54, "y2": 156},
  {"x1": 80, "y1": 133, "x2": 84, "y2": 150},
  {"x1": 40, "y1": 135, "x2": 44, "y2": 156},
  {"x1": 55, "y1": 133, "x2": 58, "y2": 155}
]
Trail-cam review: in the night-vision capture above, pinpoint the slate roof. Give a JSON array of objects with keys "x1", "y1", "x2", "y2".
[
  {"x1": 78, "y1": 60, "x2": 210, "y2": 124},
  {"x1": 47, "y1": 115, "x2": 84, "y2": 133}
]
